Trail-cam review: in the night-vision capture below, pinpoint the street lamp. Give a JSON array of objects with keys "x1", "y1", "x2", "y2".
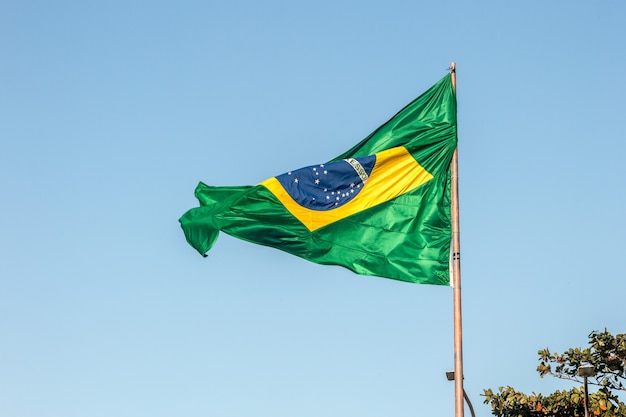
[
  {"x1": 446, "y1": 371, "x2": 476, "y2": 417},
  {"x1": 577, "y1": 365, "x2": 596, "y2": 417}
]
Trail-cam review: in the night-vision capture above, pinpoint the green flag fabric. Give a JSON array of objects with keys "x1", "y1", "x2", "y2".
[{"x1": 180, "y1": 74, "x2": 457, "y2": 284}]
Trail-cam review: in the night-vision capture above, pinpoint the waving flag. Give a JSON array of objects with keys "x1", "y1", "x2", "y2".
[{"x1": 180, "y1": 73, "x2": 457, "y2": 284}]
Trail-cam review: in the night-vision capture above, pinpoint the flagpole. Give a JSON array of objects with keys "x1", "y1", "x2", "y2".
[{"x1": 449, "y1": 62, "x2": 465, "y2": 417}]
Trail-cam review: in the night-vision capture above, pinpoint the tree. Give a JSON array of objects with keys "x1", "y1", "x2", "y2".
[{"x1": 483, "y1": 330, "x2": 626, "y2": 417}]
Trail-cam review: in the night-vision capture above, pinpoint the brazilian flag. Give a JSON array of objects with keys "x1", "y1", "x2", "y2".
[{"x1": 180, "y1": 74, "x2": 457, "y2": 284}]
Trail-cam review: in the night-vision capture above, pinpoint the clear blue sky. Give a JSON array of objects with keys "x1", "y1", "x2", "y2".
[{"x1": 1, "y1": 1, "x2": 625, "y2": 416}]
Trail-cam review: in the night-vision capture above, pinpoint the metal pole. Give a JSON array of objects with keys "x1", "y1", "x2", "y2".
[
  {"x1": 447, "y1": 370, "x2": 475, "y2": 417},
  {"x1": 449, "y1": 62, "x2": 464, "y2": 417},
  {"x1": 583, "y1": 376, "x2": 589, "y2": 417}
]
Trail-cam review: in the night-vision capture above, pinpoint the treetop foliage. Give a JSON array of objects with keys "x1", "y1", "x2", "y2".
[
  {"x1": 483, "y1": 330, "x2": 626, "y2": 417},
  {"x1": 537, "y1": 330, "x2": 625, "y2": 392}
]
